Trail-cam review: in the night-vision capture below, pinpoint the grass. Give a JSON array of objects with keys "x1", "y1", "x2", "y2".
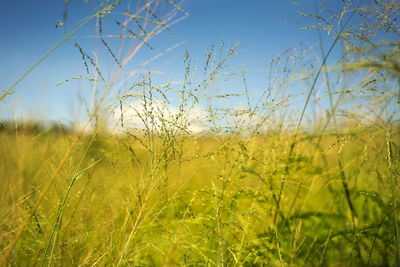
[
  {"x1": 1, "y1": 0, "x2": 399, "y2": 265},
  {"x1": 0, "y1": 123, "x2": 399, "y2": 265}
]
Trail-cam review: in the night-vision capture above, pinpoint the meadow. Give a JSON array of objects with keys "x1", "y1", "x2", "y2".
[
  {"x1": 0, "y1": 122, "x2": 399, "y2": 266},
  {"x1": 1, "y1": 0, "x2": 399, "y2": 266}
]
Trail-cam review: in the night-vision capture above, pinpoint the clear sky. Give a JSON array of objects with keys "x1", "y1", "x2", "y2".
[{"x1": 0, "y1": 0, "x2": 344, "y2": 126}]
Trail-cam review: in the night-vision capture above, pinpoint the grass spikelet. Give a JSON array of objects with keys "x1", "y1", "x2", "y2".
[
  {"x1": 101, "y1": 38, "x2": 122, "y2": 67},
  {"x1": 74, "y1": 43, "x2": 90, "y2": 74}
]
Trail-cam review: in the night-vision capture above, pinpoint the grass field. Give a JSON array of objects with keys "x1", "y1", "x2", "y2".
[
  {"x1": 1, "y1": 0, "x2": 399, "y2": 265},
  {"x1": 0, "y1": 121, "x2": 399, "y2": 265}
]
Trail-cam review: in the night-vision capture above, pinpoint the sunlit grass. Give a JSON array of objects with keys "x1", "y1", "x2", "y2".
[
  {"x1": 1, "y1": 0, "x2": 399, "y2": 265},
  {"x1": 0, "y1": 122, "x2": 398, "y2": 265}
]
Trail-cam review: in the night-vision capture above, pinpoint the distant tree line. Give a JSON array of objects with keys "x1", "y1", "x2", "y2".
[{"x1": 0, "y1": 121, "x2": 73, "y2": 135}]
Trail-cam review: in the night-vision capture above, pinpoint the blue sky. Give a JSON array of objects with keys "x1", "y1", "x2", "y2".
[{"x1": 0, "y1": 0, "x2": 344, "y2": 125}]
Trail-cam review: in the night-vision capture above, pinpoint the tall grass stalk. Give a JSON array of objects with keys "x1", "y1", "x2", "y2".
[
  {"x1": 41, "y1": 159, "x2": 101, "y2": 267},
  {"x1": 273, "y1": 0, "x2": 366, "y2": 225}
]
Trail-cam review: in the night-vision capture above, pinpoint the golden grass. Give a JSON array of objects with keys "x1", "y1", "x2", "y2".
[{"x1": 0, "y1": 124, "x2": 398, "y2": 265}]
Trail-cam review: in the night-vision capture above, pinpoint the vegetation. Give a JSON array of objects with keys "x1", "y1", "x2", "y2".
[{"x1": 1, "y1": 0, "x2": 399, "y2": 266}]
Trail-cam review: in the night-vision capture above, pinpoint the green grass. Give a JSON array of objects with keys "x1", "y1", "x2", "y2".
[
  {"x1": 1, "y1": 0, "x2": 399, "y2": 265},
  {"x1": 0, "y1": 123, "x2": 398, "y2": 265}
]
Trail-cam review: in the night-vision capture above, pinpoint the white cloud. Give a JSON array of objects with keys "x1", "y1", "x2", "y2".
[{"x1": 109, "y1": 100, "x2": 208, "y2": 135}]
